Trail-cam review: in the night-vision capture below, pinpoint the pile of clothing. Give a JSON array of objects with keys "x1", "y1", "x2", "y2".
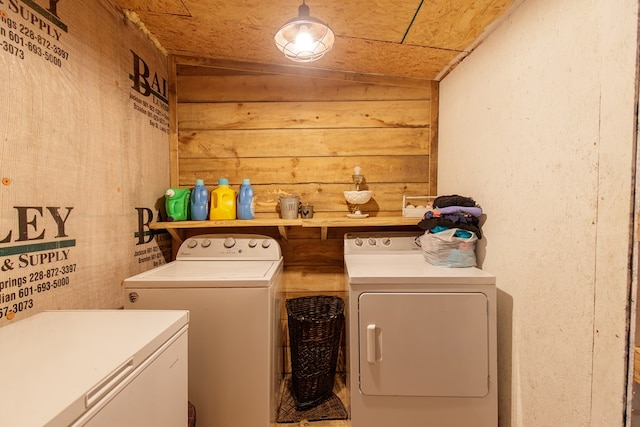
[
  {"x1": 418, "y1": 194, "x2": 482, "y2": 238},
  {"x1": 417, "y1": 195, "x2": 482, "y2": 267}
]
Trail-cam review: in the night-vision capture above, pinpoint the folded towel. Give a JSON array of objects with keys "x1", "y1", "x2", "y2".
[{"x1": 437, "y1": 205, "x2": 483, "y2": 217}]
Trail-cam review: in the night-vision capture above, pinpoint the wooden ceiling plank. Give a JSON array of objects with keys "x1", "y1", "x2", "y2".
[
  {"x1": 114, "y1": 0, "x2": 513, "y2": 81},
  {"x1": 115, "y1": 0, "x2": 190, "y2": 15},
  {"x1": 405, "y1": 0, "x2": 514, "y2": 50}
]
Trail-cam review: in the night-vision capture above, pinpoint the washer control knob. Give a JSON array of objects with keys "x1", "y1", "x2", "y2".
[
  {"x1": 262, "y1": 239, "x2": 271, "y2": 249},
  {"x1": 381, "y1": 238, "x2": 391, "y2": 246},
  {"x1": 224, "y1": 237, "x2": 236, "y2": 248},
  {"x1": 248, "y1": 239, "x2": 258, "y2": 248},
  {"x1": 201, "y1": 239, "x2": 211, "y2": 248},
  {"x1": 354, "y1": 237, "x2": 363, "y2": 246},
  {"x1": 368, "y1": 237, "x2": 377, "y2": 246},
  {"x1": 186, "y1": 239, "x2": 198, "y2": 249}
]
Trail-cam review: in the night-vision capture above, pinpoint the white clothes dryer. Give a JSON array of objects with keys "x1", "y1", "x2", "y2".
[
  {"x1": 124, "y1": 234, "x2": 283, "y2": 427},
  {"x1": 344, "y1": 232, "x2": 497, "y2": 427}
]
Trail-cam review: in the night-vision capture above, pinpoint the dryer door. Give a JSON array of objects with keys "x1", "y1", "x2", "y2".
[{"x1": 358, "y1": 292, "x2": 489, "y2": 397}]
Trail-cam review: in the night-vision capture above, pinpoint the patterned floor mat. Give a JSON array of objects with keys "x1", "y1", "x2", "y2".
[{"x1": 276, "y1": 378, "x2": 348, "y2": 423}]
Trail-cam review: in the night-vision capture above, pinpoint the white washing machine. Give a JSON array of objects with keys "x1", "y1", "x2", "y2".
[
  {"x1": 344, "y1": 231, "x2": 497, "y2": 427},
  {"x1": 123, "y1": 234, "x2": 283, "y2": 427}
]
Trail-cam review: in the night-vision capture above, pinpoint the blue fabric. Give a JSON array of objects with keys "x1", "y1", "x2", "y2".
[{"x1": 431, "y1": 226, "x2": 472, "y2": 239}]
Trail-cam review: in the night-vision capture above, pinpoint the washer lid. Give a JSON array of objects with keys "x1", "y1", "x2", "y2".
[
  {"x1": 345, "y1": 253, "x2": 495, "y2": 285},
  {"x1": 124, "y1": 259, "x2": 283, "y2": 288}
]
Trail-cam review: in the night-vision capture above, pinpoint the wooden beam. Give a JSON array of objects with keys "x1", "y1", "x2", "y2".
[
  {"x1": 172, "y1": 55, "x2": 434, "y2": 89},
  {"x1": 277, "y1": 225, "x2": 288, "y2": 241},
  {"x1": 168, "y1": 55, "x2": 179, "y2": 187},
  {"x1": 429, "y1": 80, "x2": 439, "y2": 195}
]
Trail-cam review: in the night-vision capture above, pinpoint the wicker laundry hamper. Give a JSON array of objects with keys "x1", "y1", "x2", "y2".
[{"x1": 286, "y1": 295, "x2": 344, "y2": 410}]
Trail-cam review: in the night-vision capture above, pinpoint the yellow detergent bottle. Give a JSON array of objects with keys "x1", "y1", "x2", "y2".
[{"x1": 210, "y1": 178, "x2": 236, "y2": 219}]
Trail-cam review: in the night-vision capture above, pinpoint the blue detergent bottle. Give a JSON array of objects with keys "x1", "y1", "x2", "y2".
[
  {"x1": 190, "y1": 179, "x2": 209, "y2": 220},
  {"x1": 237, "y1": 178, "x2": 255, "y2": 220}
]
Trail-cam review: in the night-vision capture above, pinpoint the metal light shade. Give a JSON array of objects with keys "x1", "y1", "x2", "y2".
[{"x1": 274, "y1": 1, "x2": 335, "y2": 62}]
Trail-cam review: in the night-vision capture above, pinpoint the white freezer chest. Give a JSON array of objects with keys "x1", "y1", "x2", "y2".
[{"x1": 0, "y1": 309, "x2": 189, "y2": 427}]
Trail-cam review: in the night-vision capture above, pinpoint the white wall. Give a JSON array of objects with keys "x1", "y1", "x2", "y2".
[
  {"x1": 0, "y1": 0, "x2": 170, "y2": 326},
  {"x1": 438, "y1": 0, "x2": 638, "y2": 425}
]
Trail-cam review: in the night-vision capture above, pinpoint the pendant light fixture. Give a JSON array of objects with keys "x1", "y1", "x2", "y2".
[{"x1": 274, "y1": 1, "x2": 335, "y2": 63}]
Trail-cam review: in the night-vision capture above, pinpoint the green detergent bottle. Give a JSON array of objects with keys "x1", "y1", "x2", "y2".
[{"x1": 165, "y1": 188, "x2": 191, "y2": 221}]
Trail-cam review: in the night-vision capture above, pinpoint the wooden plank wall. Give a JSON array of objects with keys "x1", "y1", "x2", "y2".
[{"x1": 170, "y1": 57, "x2": 439, "y2": 375}]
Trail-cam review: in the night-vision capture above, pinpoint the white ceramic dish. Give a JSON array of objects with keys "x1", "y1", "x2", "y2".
[{"x1": 347, "y1": 213, "x2": 369, "y2": 219}]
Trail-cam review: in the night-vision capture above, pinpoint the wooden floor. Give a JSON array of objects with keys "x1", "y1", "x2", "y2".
[
  {"x1": 278, "y1": 421, "x2": 350, "y2": 427},
  {"x1": 276, "y1": 374, "x2": 350, "y2": 427}
]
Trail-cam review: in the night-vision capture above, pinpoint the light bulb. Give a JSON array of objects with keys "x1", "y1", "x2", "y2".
[{"x1": 295, "y1": 25, "x2": 314, "y2": 51}]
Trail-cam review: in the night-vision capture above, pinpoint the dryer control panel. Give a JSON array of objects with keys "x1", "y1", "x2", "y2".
[{"x1": 344, "y1": 232, "x2": 423, "y2": 255}]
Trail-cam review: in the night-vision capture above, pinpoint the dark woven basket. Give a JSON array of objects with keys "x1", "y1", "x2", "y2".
[{"x1": 286, "y1": 295, "x2": 345, "y2": 410}]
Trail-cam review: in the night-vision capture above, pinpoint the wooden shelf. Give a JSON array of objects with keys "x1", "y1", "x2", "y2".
[
  {"x1": 302, "y1": 217, "x2": 420, "y2": 240},
  {"x1": 149, "y1": 216, "x2": 421, "y2": 243}
]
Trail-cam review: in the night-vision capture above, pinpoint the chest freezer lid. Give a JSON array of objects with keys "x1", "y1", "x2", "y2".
[
  {"x1": 123, "y1": 259, "x2": 283, "y2": 288},
  {"x1": 0, "y1": 309, "x2": 188, "y2": 427},
  {"x1": 345, "y1": 253, "x2": 495, "y2": 285}
]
